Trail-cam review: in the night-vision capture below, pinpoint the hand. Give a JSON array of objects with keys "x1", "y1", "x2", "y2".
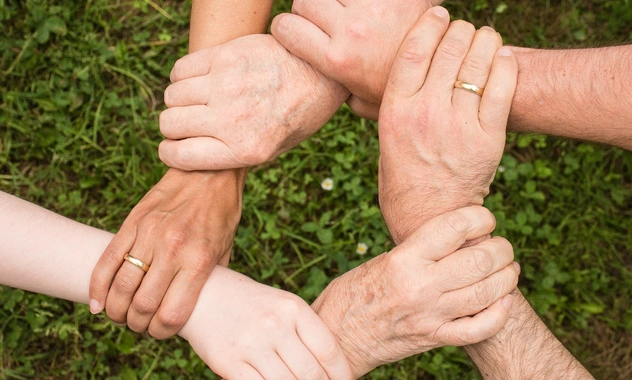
[
  {"x1": 271, "y1": 0, "x2": 441, "y2": 119},
  {"x1": 377, "y1": 7, "x2": 518, "y2": 243},
  {"x1": 89, "y1": 168, "x2": 245, "y2": 339},
  {"x1": 312, "y1": 206, "x2": 519, "y2": 377},
  {"x1": 179, "y1": 266, "x2": 354, "y2": 380},
  {"x1": 158, "y1": 34, "x2": 349, "y2": 171}
]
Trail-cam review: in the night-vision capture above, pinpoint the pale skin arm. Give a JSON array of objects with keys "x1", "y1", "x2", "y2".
[{"x1": 0, "y1": 191, "x2": 353, "y2": 379}]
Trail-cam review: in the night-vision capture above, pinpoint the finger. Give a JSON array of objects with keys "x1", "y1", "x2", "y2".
[
  {"x1": 444, "y1": 262, "x2": 520, "y2": 317},
  {"x1": 346, "y1": 95, "x2": 379, "y2": 120},
  {"x1": 224, "y1": 364, "x2": 266, "y2": 380},
  {"x1": 147, "y1": 267, "x2": 211, "y2": 339},
  {"x1": 248, "y1": 353, "x2": 296, "y2": 379},
  {"x1": 296, "y1": 309, "x2": 354, "y2": 380},
  {"x1": 89, "y1": 222, "x2": 138, "y2": 314},
  {"x1": 434, "y1": 236, "x2": 514, "y2": 292},
  {"x1": 159, "y1": 105, "x2": 218, "y2": 140},
  {"x1": 382, "y1": 6, "x2": 450, "y2": 100},
  {"x1": 163, "y1": 76, "x2": 214, "y2": 108},
  {"x1": 104, "y1": 246, "x2": 153, "y2": 325},
  {"x1": 452, "y1": 26, "x2": 502, "y2": 117},
  {"x1": 158, "y1": 138, "x2": 237, "y2": 171},
  {"x1": 169, "y1": 48, "x2": 215, "y2": 83},
  {"x1": 437, "y1": 293, "x2": 514, "y2": 346},
  {"x1": 478, "y1": 46, "x2": 518, "y2": 137},
  {"x1": 126, "y1": 255, "x2": 178, "y2": 333},
  {"x1": 291, "y1": 0, "x2": 343, "y2": 35},
  {"x1": 277, "y1": 337, "x2": 328, "y2": 380},
  {"x1": 271, "y1": 13, "x2": 330, "y2": 76},
  {"x1": 396, "y1": 206, "x2": 496, "y2": 262},
  {"x1": 422, "y1": 19, "x2": 476, "y2": 96}
]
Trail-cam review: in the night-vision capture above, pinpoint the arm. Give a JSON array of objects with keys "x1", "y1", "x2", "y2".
[
  {"x1": 372, "y1": 9, "x2": 590, "y2": 378},
  {"x1": 88, "y1": 0, "x2": 274, "y2": 339},
  {"x1": 464, "y1": 290, "x2": 593, "y2": 379},
  {"x1": 309, "y1": 10, "x2": 521, "y2": 377},
  {"x1": 509, "y1": 46, "x2": 632, "y2": 150},
  {"x1": 189, "y1": 0, "x2": 273, "y2": 50},
  {"x1": 0, "y1": 191, "x2": 353, "y2": 379},
  {"x1": 272, "y1": 0, "x2": 632, "y2": 150}
]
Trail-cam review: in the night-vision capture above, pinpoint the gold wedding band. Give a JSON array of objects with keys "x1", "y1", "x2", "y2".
[
  {"x1": 454, "y1": 80, "x2": 484, "y2": 96},
  {"x1": 124, "y1": 254, "x2": 150, "y2": 273}
]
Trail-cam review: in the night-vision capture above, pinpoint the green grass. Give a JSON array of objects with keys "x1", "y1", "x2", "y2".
[{"x1": 1, "y1": 0, "x2": 632, "y2": 378}]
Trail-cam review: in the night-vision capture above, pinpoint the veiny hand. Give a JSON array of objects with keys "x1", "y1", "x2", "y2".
[
  {"x1": 312, "y1": 206, "x2": 519, "y2": 377},
  {"x1": 89, "y1": 168, "x2": 245, "y2": 339},
  {"x1": 158, "y1": 34, "x2": 349, "y2": 171},
  {"x1": 271, "y1": 0, "x2": 442, "y2": 119},
  {"x1": 179, "y1": 266, "x2": 354, "y2": 380},
  {"x1": 377, "y1": 7, "x2": 518, "y2": 243}
]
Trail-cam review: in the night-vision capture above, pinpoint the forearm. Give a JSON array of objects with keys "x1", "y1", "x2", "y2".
[
  {"x1": 509, "y1": 45, "x2": 632, "y2": 150},
  {"x1": 189, "y1": 0, "x2": 273, "y2": 52},
  {"x1": 165, "y1": 0, "x2": 275, "y2": 258},
  {"x1": 464, "y1": 289, "x2": 592, "y2": 379},
  {"x1": 0, "y1": 191, "x2": 230, "y2": 333}
]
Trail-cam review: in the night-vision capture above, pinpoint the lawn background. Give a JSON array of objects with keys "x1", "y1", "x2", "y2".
[{"x1": 1, "y1": 0, "x2": 631, "y2": 378}]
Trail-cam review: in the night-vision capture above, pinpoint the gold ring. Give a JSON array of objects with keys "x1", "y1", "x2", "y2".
[
  {"x1": 454, "y1": 80, "x2": 484, "y2": 96},
  {"x1": 124, "y1": 254, "x2": 150, "y2": 273}
]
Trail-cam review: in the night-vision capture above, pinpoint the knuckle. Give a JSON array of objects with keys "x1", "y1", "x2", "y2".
[
  {"x1": 324, "y1": 49, "x2": 352, "y2": 72},
  {"x1": 438, "y1": 36, "x2": 468, "y2": 60},
  {"x1": 473, "y1": 279, "x2": 494, "y2": 307},
  {"x1": 444, "y1": 211, "x2": 471, "y2": 235},
  {"x1": 471, "y1": 247, "x2": 494, "y2": 276},
  {"x1": 102, "y1": 245, "x2": 124, "y2": 265},
  {"x1": 483, "y1": 88, "x2": 509, "y2": 106},
  {"x1": 303, "y1": 365, "x2": 326, "y2": 380},
  {"x1": 461, "y1": 55, "x2": 489, "y2": 74},
  {"x1": 162, "y1": 228, "x2": 188, "y2": 255},
  {"x1": 399, "y1": 38, "x2": 432, "y2": 65},
  {"x1": 132, "y1": 294, "x2": 161, "y2": 316},
  {"x1": 113, "y1": 272, "x2": 138, "y2": 295},
  {"x1": 155, "y1": 307, "x2": 188, "y2": 331}
]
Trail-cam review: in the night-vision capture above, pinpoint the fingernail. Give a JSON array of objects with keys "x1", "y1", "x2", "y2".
[
  {"x1": 89, "y1": 299, "x2": 102, "y2": 314},
  {"x1": 114, "y1": 322, "x2": 126, "y2": 327},
  {"x1": 511, "y1": 261, "x2": 521, "y2": 275},
  {"x1": 498, "y1": 47, "x2": 512, "y2": 57},
  {"x1": 432, "y1": 6, "x2": 449, "y2": 19},
  {"x1": 502, "y1": 294, "x2": 513, "y2": 310},
  {"x1": 480, "y1": 26, "x2": 495, "y2": 33}
]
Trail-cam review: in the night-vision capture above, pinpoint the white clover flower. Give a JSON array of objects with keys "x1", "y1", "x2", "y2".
[
  {"x1": 497, "y1": 165, "x2": 506, "y2": 173},
  {"x1": 356, "y1": 242, "x2": 368, "y2": 255},
  {"x1": 321, "y1": 178, "x2": 334, "y2": 191}
]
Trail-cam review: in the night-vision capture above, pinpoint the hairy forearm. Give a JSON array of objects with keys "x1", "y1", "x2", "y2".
[
  {"x1": 509, "y1": 45, "x2": 632, "y2": 150},
  {"x1": 465, "y1": 289, "x2": 592, "y2": 379}
]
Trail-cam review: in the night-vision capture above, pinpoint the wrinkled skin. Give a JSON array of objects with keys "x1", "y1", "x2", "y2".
[
  {"x1": 313, "y1": 207, "x2": 519, "y2": 377},
  {"x1": 272, "y1": 0, "x2": 442, "y2": 119},
  {"x1": 158, "y1": 34, "x2": 348, "y2": 171}
]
